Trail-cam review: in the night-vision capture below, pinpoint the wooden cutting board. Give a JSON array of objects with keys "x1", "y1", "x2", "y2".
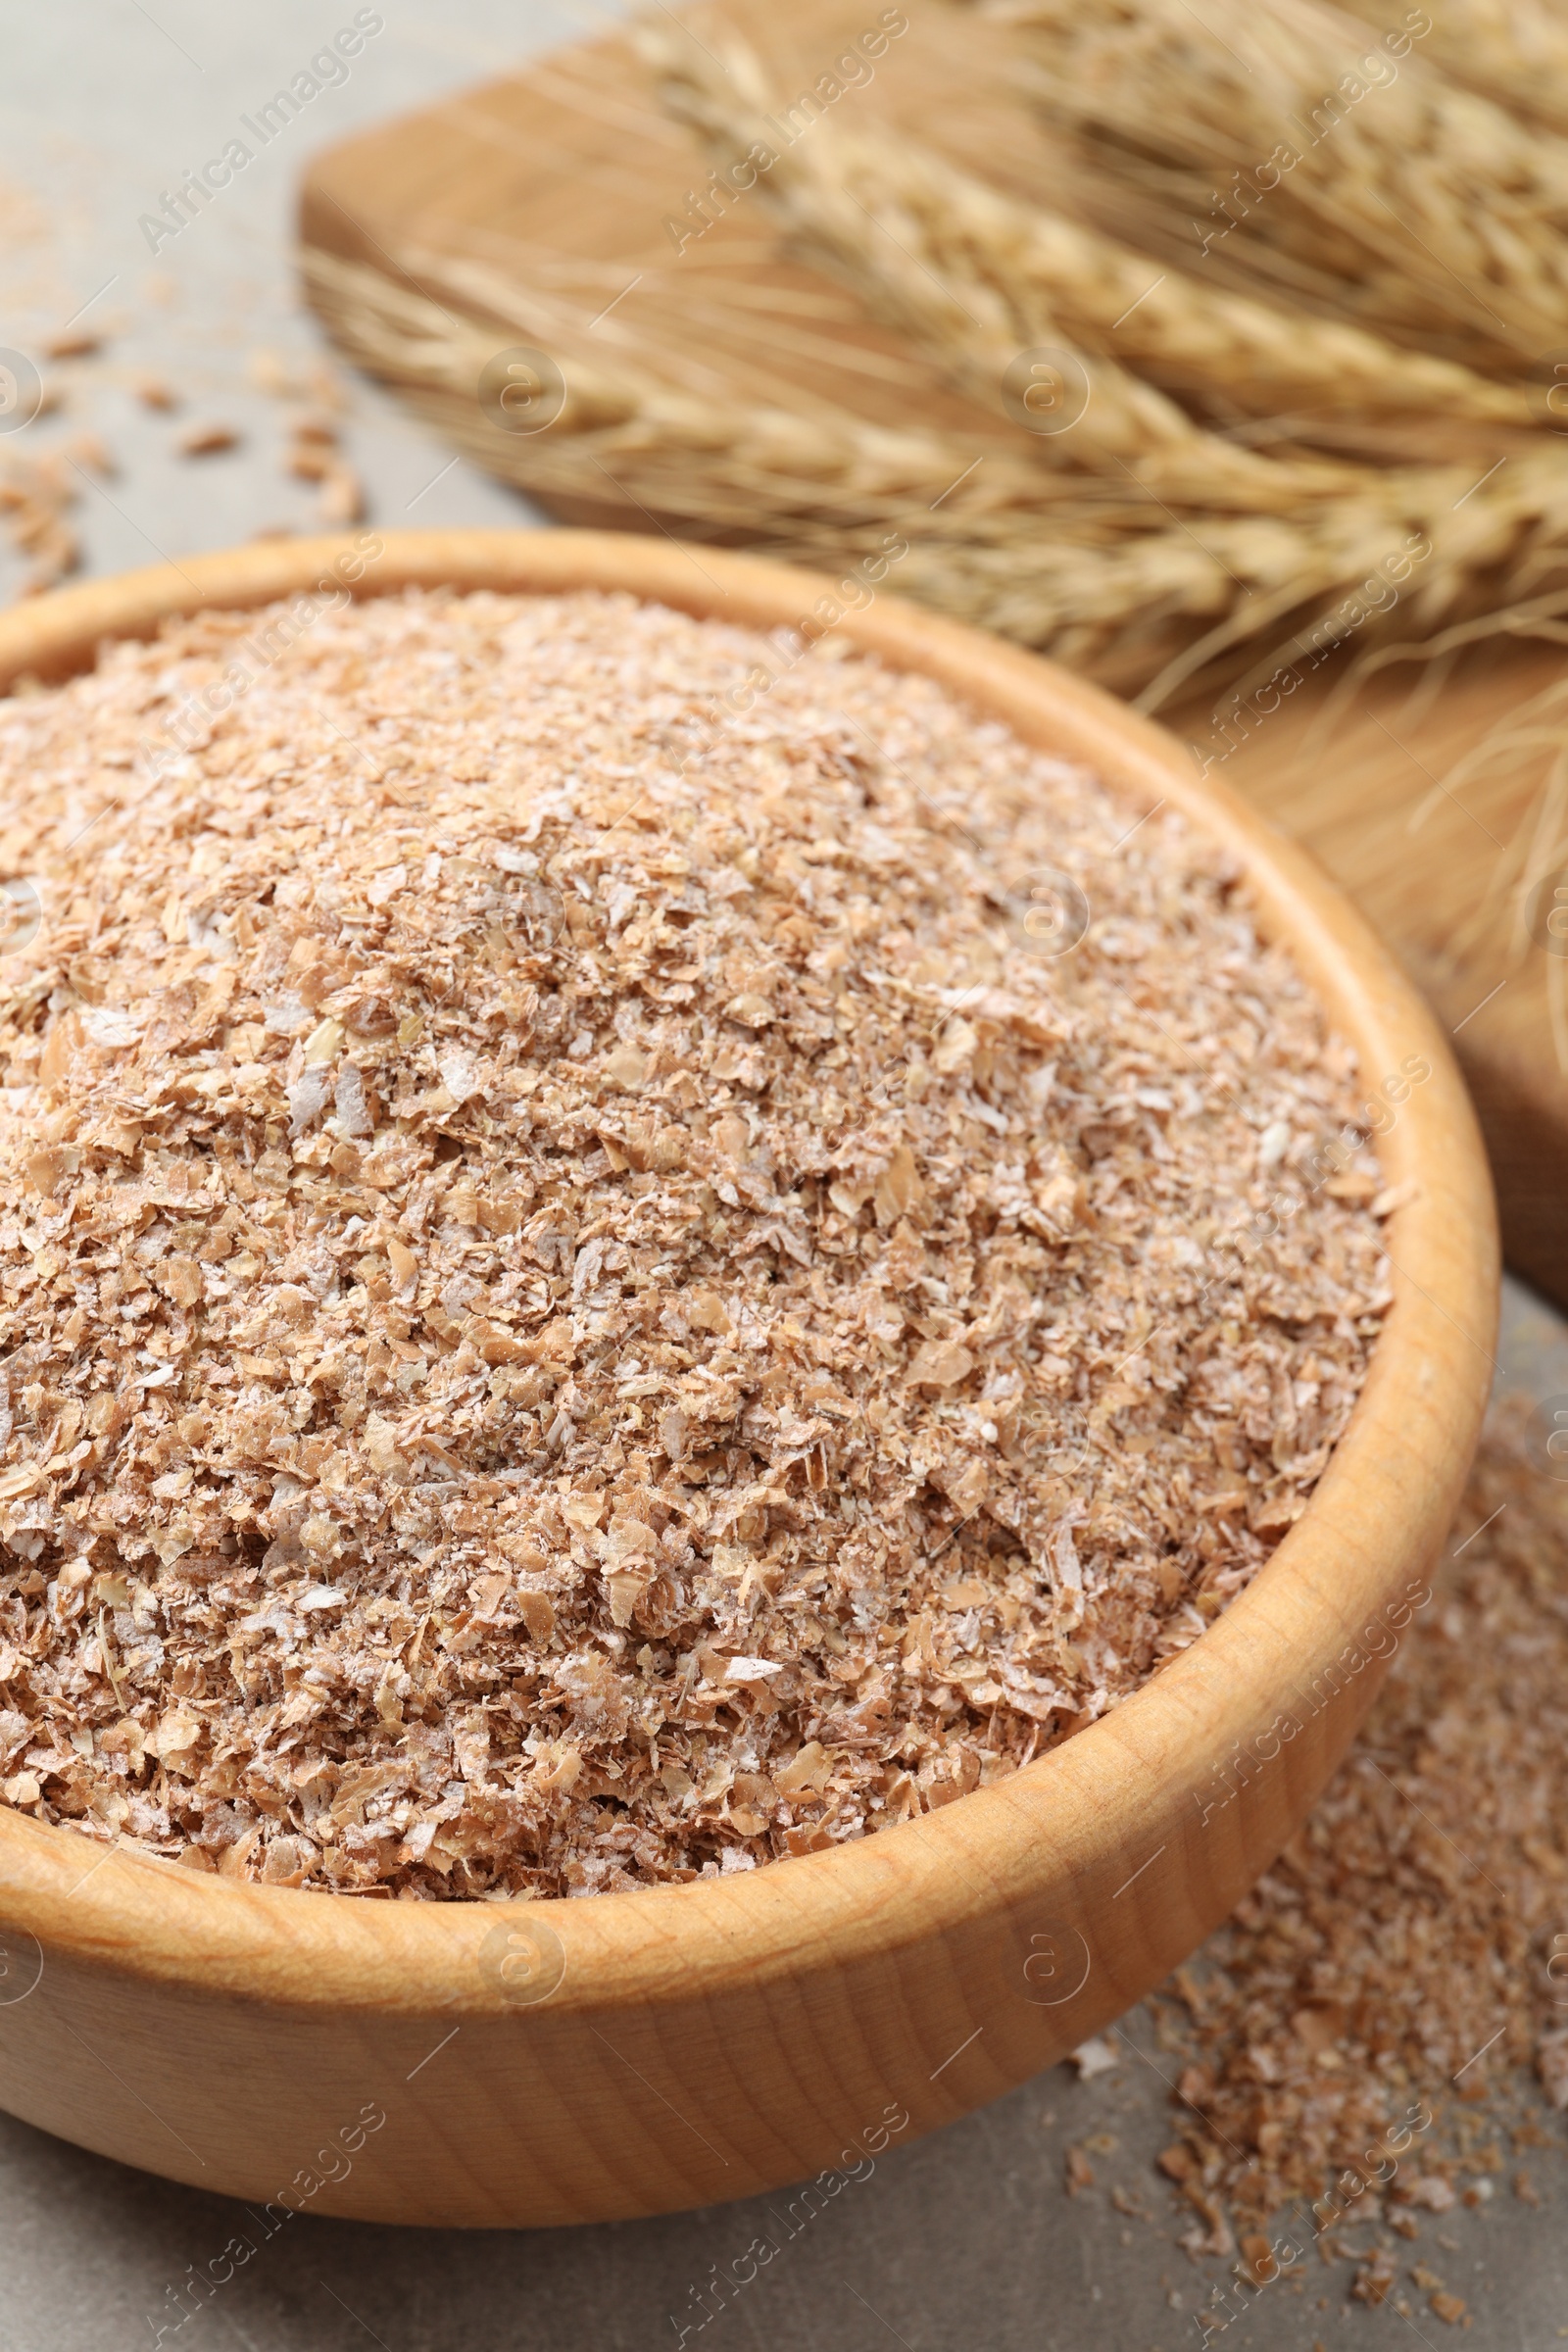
[{"x1": 299, "y1": 0, "x2": 1566, "y2": 1307}]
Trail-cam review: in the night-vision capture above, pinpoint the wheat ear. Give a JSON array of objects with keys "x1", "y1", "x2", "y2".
[
  {"x1": 304, "y1": 240, "x2": 1568, "y2": 709},
  {"x1": 983, "y1": 0, "x2": 1568, "y2": 371},
  {"x1": 645, "y1": 17, "x2": 1531, "y2": 456},
  {"x1": 1337, "y1": 0, "x2": 1568, "y2": 141}
]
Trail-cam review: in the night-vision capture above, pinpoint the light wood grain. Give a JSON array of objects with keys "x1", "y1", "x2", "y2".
[
  {"x1": 296, "y1": 3, "x2": 1568, "y2": 1307},
  {"x1": 0, "y1": 531, "x2": 1496, "y2": 2227}
]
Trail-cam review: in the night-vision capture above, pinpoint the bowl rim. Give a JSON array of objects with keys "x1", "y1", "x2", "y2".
[{"x1": 0, "y1": 528, "x2": 1497, "y2": 2020}]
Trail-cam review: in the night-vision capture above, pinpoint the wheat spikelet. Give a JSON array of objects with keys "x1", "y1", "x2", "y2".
[
  {"x1": 645, "y1": 18, "x2": 1530, "y2": 459},
  {"x1": 1338, "y1": 0, "x2": 1568, "y2": 139},
  {"x1": 984, "y1": 0, "x2": 1568, "y2": 370}
]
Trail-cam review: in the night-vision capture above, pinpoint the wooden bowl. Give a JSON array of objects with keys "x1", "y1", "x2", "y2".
[{"x1": 0, "y1": 531, "x2": 1496, "y2": 2228}]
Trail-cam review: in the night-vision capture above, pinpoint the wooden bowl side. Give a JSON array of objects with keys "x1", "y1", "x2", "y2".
[{"x1": 0, "y1": 534, "x2": 1496, "y2": 2226}]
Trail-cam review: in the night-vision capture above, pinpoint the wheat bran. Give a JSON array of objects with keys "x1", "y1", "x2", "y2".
[
  {"x1": 0, "y1": 586, "x2": 1388, "y2": 1897},
  {"x1": 1134, "y1": 1405, "x2": 1568, "y2": 2328}
]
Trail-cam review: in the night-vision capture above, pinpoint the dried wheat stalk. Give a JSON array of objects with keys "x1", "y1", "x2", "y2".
[
  {"x1": 1338, "y1": 0, "x2": 1568, "y2": 140},
  {"x1": 984, "y1": 0, "x2": 1568, "y2": 371},
  {"x1": 646, "y1": 19, "x2": 1531, "y2": 457},
  {"x1": 304, "y1": 239, "x2": 1568, "y2": 708},
  {"x1": 635, "y1": 25, "x2": 1366, "y2": 507}
]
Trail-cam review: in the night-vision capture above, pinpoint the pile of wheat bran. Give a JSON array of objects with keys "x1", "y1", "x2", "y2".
[{"x1": 0, "y1": 587, "x2": 1388, "y2": 1896}]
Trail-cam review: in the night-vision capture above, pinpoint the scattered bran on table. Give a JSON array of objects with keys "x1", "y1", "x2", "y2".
[
  {"x1": 0, "y1": 586, "x2": 1389, "y2": 1897},
  {"x1": 1121, "y1": 1404, "x2": 1568, "y2": 2328}
]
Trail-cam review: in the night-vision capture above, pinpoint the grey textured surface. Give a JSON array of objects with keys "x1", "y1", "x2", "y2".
[
  {"x1": 0, "y1": 6, "x2": 1565, "y2": 2346},
  {"x1": 0, "y1": 0, "x2": 547, "y2": 601}
]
